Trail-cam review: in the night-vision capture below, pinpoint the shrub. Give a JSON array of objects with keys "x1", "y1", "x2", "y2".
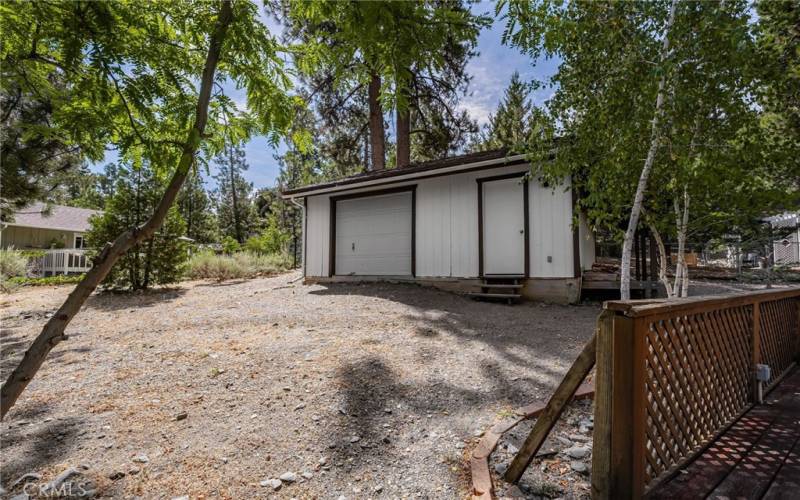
[
  {"x1": 243, "y1": 221, "x2": 289, "y2": 256},
  {"x1": 186, "y1": 251, "x2": 289, "y2": 281},
  {"x1": 221, "y1": 236, "x2": 241, "y2": 254},
  {"x1": 8, "y1": 274, "x2": 85, "y2": 286},
  {"x1": 0, "y1": 248, "x2": 28, "y2": 279}
]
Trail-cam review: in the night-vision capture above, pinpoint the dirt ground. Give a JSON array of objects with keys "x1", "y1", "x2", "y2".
[{"x1": 1, "y1": 272, "x2": 602, "y2": 499}]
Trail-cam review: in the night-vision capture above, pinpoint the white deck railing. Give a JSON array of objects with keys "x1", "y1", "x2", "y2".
[{"x1": 33, "y1": 249, "x2": 93, "y2": 276}]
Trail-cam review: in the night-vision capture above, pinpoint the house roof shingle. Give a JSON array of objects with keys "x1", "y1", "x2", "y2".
[{"x1": 6, "y1": 202, "x2": 101, "y2": 232}]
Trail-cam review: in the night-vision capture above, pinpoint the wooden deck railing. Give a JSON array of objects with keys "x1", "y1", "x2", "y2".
[
  {"x1": 28, "y1": 249, "x2": 92, "y2": 276},
  {"x1": 592, "y1": 288, "x2": 800, "y2": 499}
]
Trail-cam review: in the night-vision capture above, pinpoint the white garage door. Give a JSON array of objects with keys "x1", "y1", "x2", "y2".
[{"x1": 335, "y1": 191, "x2": 413, "y2": 276}]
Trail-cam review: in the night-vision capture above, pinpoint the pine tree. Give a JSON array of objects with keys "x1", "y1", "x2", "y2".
[
  {"x1": 178, "y1": 168, "x2": 218, "y2": 243},
  {"x1": 479, "y1": 72, "x2": 533, "y2": 151},
  {"x1": 214, "y1": 144, "x2": 256, "y2": 243},
  {"x1": 85, "y1": 163, "x2": 187, "y2": 290}
]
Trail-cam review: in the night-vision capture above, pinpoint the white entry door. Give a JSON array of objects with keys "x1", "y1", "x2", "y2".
[
  {"x1": 335, "y1": 191, "x2": 413, "y2": 276},
  {"x1": 482, "y1": 177, "x2": 526, "y2": 275}
]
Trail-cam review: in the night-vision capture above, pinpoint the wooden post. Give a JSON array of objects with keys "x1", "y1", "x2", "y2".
[
  {"x1": 504, "y1": 334, "x2": 597, "y2": 484},
  {"x1": 592, "y1": 311, "x2": 636, "y2": 500},
  {"x1": 752, "y1": 301, "x2": 761, "y2": 402}
]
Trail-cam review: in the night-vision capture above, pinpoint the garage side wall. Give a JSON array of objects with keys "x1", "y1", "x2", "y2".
[
  {"x1": 305, "y1": 195, "x2": 331, "y2": 277},
  {"x1": 529, "y1": 179, "x2": 574, "y2": 278},
  {"x1": 301, "y1": 165, "x2": 578, "y2": 280}
]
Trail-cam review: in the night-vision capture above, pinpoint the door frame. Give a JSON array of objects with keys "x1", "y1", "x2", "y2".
[
  {"x1": 477, "y1": 171, "x2": 529, "y2": 278},
  {"x1": 329, "y1": 185, "x2": 417, "y2": 277}
]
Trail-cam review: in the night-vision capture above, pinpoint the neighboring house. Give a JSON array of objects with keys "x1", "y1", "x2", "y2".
[
  {"x1": 768, "y1": 212, "x2": 800, "y2": 266},
  {"x1": 1, "y1": 203, "x2": 101, "y2": 276},
  {"x1": 281, "y1": 149, "x2": 596, "y2": 304},
  {"x1": 0, "y1": 202, "x2": 100, "y2": 249}
]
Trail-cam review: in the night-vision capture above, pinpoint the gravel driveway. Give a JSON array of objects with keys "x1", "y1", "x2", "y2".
[{"x1": 1, "y1": 272, "x2": 599, "y2": 498}]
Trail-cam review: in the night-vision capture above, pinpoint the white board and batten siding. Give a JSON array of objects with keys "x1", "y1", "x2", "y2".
[{"x1": 304, "y1": 164, "x2": 586, "y2": 279}]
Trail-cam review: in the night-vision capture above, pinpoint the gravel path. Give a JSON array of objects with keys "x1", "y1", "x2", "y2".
[{"x1": 1, "y1": 273, "x2": 599, "y2": 499}]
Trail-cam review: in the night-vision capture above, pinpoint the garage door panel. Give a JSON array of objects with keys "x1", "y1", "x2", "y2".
[{"x1": 335, "y1": 191, "x2": 413, "y2": 276}]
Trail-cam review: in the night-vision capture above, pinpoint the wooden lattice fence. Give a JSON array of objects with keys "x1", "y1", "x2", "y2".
[{"x1": 592, "y1": 288, "x2": 800, "y2": 499}]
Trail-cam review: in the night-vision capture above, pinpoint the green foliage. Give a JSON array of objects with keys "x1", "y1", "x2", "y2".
[
  {"x1": 221, "y1": 236, "x2": 241, "y2": 255},
  {"x1": 85, "y1": 163, "x2": 188, "y2": 290},
  {"x1": 502, "y1": 0, "x2": 793, "y2": 245},
  {"x1": 285, "y1": 1, "x2": 487, "y2": 169},
  {"x1": 1, "y1": 0, "x2": 296, "y2": 208},
  {"x1": 755, "y1": 0, "x2": 800, "y2": 196},
  {"x1": 7, "y1": 274, "x2": 86, "y2": 287},
  {"x1": 473, "y1": 71, "x2": 539, "y2": 151},
  {"x1": 186, "y1": 251, "x2": 290, "y2": 281},
  {"x1": 0, "y1": 248, "x2": 28, "y2": 279},
  {"x1": 244, "y1": 221, "x2": 290, "y2": 256}
]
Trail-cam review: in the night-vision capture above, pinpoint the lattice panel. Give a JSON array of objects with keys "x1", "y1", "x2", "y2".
[
  {"x1": 641, "y1": 305, "x2": 753, "y2": 486},
  {"x1": 759, "y1": 298, "x2": 800, "y2": 387}
]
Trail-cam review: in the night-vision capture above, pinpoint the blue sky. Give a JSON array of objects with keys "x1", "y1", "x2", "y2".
[{"x1": 90, "y1": 2, "x2": 559, "y2": 191}]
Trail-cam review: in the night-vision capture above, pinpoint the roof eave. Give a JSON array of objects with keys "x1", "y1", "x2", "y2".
[
  {"x1": 2, "y1": 222, "x2": 90, "y2": 232},
  {"x1": 281, "y1": 153, "x2": 529, "y2": 199}
]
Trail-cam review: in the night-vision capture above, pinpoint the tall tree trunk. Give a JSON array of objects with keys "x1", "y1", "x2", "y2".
[
  {"x1": 0, "y1": 0, "x2": 234, "y2": 419},
  {"x1": 368, "y1": 73, "x2": 385, "y2": 171},
  {"x1": 620, "y1": 0, "x2": 678, "y2": 300},
  {"x1": 674, "y1": 187, "x2": 690, "y2": 297},
  {"x1": 396, "y1": 80, "x2": 410, "y2": 168},
  {"x1": 396, "y1": 106, "x2": 410, "y2": 168}
]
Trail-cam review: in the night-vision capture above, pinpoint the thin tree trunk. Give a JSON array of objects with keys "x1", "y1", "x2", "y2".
[
  {"x1": 679, "y1": 188, "x2": 690, "y2": 297},
  {"x1": 647, "y1": 221, "x2": 675, "y2": 298},
  {"x1": 143, "y1": 236, "x2": 155, "y2": 290},
  {"x1": 228, "y1": 146, "x2": 243, "y2": 243},
  {"x1": 0, "y1": 0, "x2": 234, "y2": 419},
  {"x1": 368, "y1": 73, "x2": 385, "y2": 171},
  {"x1": 620, "y1": 0, "x2": 679, "y2": 300}
]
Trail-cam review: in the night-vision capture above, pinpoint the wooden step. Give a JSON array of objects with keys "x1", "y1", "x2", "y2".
[{"x1": 481, "y1": 284, "x2": 523, "y2": 289}]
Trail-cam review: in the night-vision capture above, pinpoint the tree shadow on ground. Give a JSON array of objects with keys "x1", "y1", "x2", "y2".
[
  {"x1": 1, "y1": 402, "x2": 85, "y2": 489},
  {"x1": 310, "y1": 282, "x2": 598, "y2": 373},
  {"x1": 0, "y1": 329, "x2": 92, "y2": 375},
  {"x1": 328, "y1": 354, "x2": 564, "y2": 484},
  {"x1": 194, "y1": 279, "x2": 251, "y2": 288},
  {"x1": 83, "y1": 287, "x2": 187, "y2": 312}
]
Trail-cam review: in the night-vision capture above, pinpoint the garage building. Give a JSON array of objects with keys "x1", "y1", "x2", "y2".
[{"x1": 281, "y1": 149, "x2": 595, "y2": 303}]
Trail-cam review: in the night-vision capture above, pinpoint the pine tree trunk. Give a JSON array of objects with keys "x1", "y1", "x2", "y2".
[
  {"x1": 0, "y1": 0, "x2": 234, "y2": 419},
  {"x1": 228, "y1": 147, "x2": 243, "y2": 243},
  {"x1": 396, "y1": 90, "x2": 410, "y2": 168},
  {"x1": 620, "y1": 0, "x2": 678, "y2": 300},
  {"x1": 368, "y1": 73, "x2": 385, "y2": 171}
]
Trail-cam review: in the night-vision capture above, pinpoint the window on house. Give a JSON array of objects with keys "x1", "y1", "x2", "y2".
[{"x1": 74, "y1": 235, "x2": 85, "y2": 248}]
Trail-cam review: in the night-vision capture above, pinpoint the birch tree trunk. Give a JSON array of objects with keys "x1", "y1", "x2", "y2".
[
  {"x1": 619, "y1": 0, "x2": 679, "y2": 300},
  {"x1": 0, "y1": 0, "x2": 234, "y2": 419},
  {"x1": 679, "y1": 188, "x2": 690, "y2": 297},
  {"x1": 647, "y1": 222, "x2": 675, "y2": 298}
]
